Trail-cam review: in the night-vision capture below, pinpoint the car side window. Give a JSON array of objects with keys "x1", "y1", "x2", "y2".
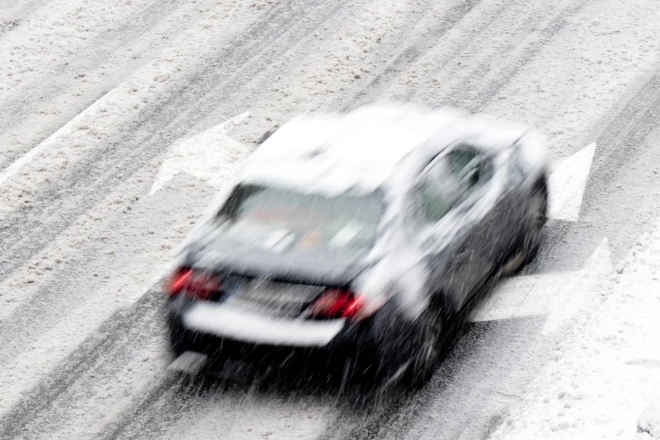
[
  {"x1": 418, "y1": 172, "x2": 453, "y2": 223},
  {"x1": 417, "y1": 159, "x2": 460, "y2": 223},
  {"x1": 416, "y1": 145, "x2": 494, "y2": 224},
  {"x1": 447, "y1": 146, "x2": 494, "y2": 199}
]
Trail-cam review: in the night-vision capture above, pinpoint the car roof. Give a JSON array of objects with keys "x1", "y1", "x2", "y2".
[{"x1": 235, "y1": 104, "x2": 529, "y2": 197}]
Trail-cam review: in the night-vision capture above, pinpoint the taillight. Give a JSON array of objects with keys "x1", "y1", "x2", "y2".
[
  {"x1": 166, "y1": 268, "x2": 220, "y2": 300},
  {"x1": 167, "y1": 268, "x2": 192, "y2": 297},
  {"x1": 308, "y1": 288, "x2": 370, "y2": 320}
]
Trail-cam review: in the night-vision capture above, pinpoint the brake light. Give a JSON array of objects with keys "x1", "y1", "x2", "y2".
[
  {"x1": 167, "y1": 268, "x2": 192, "y2": 297},
  {"x1": 342, "y1": 295, "x2": 366, "y2": 319},
  {"x1": 166, "y1": 268, "x2": 220, "y2": 300},
  {"x1": 308, "y1": 288, "x2": 369, "y2": 320}
]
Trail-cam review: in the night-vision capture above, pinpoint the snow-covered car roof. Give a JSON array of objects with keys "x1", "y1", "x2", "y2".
[{"x1": 236, "y1": 104, "x2": 532, "y2": 196}]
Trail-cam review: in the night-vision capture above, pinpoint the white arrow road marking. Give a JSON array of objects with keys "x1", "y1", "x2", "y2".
[
  {"x1": 470, "y1": 238, "x2": 612, "y2": 335},
  {"x1": 548, "y1": 143, "x2": 596, "y2": 221},
  {"x1": 149, "y1": 111, "x2": 251, "y2": 195}
]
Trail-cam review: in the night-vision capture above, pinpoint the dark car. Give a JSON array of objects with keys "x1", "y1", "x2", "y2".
[{"x1": 164, "y1": 104, "x2": 549, "y2": 388}]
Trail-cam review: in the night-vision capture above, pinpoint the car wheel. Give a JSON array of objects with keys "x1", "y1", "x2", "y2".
[
  {"x1": 403, "y1": 304, "x2": 445, "y2": 389},
  {"x1": 503, "y1": 177, "x2": 548, "y2": 275}
]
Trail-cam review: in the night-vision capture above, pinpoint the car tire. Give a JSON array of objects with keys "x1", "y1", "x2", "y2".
[
  {"x1": 402, "y1": 304, "x2": 445, "y2": 389},
  {"x1": 503, "y1": 176, "x2": 548, "y2": 275}
]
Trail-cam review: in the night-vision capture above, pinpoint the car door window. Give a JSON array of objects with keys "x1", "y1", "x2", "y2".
[
  {"x1": 418, "y1": 175, "x2": 453, "y2": 223},
  {"x1": 416, "y1": 145, "x2": 494, "y2": 224},
  {"x1": 417, "y1": 159, "x2": 461, "y2": 223},
  {"x1": 447, "y1": 146, "x2": 494, "y2": 201}
]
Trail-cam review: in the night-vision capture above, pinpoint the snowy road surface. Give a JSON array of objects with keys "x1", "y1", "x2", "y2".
[{"x1": 2, "y1": 0, "x2": 660, "y2": 438}]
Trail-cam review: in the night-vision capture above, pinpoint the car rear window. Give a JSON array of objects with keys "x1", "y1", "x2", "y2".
[{"x1": 213, "y1": 184, "x2": 384, "y2": 255}]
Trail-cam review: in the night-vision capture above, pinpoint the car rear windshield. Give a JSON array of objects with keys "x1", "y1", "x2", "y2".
[{"x1": 213, "y1": 184, "x2": 384, "y2": 256}]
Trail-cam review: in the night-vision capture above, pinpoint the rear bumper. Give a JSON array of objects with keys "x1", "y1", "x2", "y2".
[
  {"x1": 166, "y1": 300, "x2": 371, "y2": 363},
  {"x1": 166, "y1": 297, "x2": 426, "y2": 372},
  {"x1": 181, "y1": 302, "x2": 346, "y2": 347}
]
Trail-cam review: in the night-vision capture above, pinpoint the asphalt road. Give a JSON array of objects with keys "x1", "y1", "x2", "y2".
[{"x1": 1, "y1": 0, "x2": 660, "y2": 438}]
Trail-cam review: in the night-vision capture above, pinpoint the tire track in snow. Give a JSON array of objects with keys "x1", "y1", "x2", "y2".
[
  {"x1": 533, "y1": 65, "x2": 660, "y2": 273},
  {"x1": 0, "y1": 0, "x2": 200, "y2": 166},
  {"x1": 0, "y1": 288, "x2": 167, "y2": 439},
  {"x1": 0, "y1": 0, "x2": 191, "y2": 130},
  {"x1": 396, "y1": 0, "x2": 593, "y2": 111},
  {"x1": 446, "y1": 0, "x2": 592, "y2": 112},
  {"x1": 100, "y1": 362, "x2": 345, "y2": 440},
  {"x1": 343, "y1": 0, "x2": 591, "y2": 120},
  {"x1": 0, "y1": 173, "x2": 209, "y2": 368},
  {"x1": 98, "y1": 375, "x2": 185, "y2": 440},
  {"x1": 342, "y1": 0, "x2": 490, "y2": 110},
  {"x1": 0, "y1": 165, "x2": 245, "y2": 427},
  {"x1": 585, "y1": 67, "x2": 660, "y2": 196}
]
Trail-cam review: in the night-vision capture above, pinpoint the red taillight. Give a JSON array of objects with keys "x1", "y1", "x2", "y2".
[
  {"x1": 308, "y1": 288, "x2": 369, "y2": 320},
  {"x1": 166, "y1": 268, "x2": 220, "y2": 300},
  {"x1": 167, "y1": 268, "x2": 192, "y2": 297},
  {"x1": 342, "y1": 295, "x2": 366, "y2": 319}
]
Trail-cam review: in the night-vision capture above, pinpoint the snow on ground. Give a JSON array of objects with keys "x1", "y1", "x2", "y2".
[
  {"x1": 194, "y1": 0, "x2": 432, "y2": 134},
  {"x1": 0, "y1": 111, "x2": 259, "y2": 427},
  {"x1": 489, "y1": 209, "x2": 660, "y2": 439},
  {"x1": 637, "y1": 386, "x2": 660, "y2": 439},
  {"x1": 482, "y1": 0, "x2": 660, "y2": 157},
  {"x1": 0, "y1": 166, "x2": 205, "y2": 415},
  {"x1": 160, "y1": 394, "x2": 338, "y2": 440},
  {"x1": 377, "y1": 0, "x2": 660, "y2": 159},
  {"x1": 0, "y1": 0, "x2": 267, "y2": 210},
  {"x1": 3, "y1": 0, "x2": 660, "y2": 438},
  {"x1": 150, "y1": 111, "x2": 252, "y2": 195},
  {"x1": 0, "y1": 0, "x2": 195, "y2": 167}
]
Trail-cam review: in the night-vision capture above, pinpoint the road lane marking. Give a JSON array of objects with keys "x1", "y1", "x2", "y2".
[
  {"x1": 548, "y1": 143, "x2": 596, "y2": 221},
  {"x1": 470, "y1": 237, "x2": 612, "y2": 335},
  {"x1": 0, "y1": 90, "x2": 114, "y2": 189},
  {"x1": 149, "y1": 111, "x2": 251, "y2": 195}
]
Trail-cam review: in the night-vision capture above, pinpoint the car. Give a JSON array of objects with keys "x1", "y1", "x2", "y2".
[{"x1": 164, "y1": 104, "x2": 549, "y2": 388}]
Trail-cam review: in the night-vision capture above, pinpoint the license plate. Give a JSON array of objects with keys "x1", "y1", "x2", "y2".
[{"x1": 225, "y1": 278, "x2": 323, "y2": 316}]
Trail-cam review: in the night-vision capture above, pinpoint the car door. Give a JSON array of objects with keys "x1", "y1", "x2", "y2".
[
  {"x1": 450, "y1": 145, "x2": 525, "y2": 270},
  {"x1": 413, "y1": 144, "x2": 500, "y2": 309}
]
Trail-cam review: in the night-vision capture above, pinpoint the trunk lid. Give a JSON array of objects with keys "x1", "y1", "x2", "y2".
[{"x1": 182, "y1": 244, "x2": 372, "y2": 318}]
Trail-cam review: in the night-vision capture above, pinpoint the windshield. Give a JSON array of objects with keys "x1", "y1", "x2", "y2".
[{"x1": 213, "y1": 184, "x2": 384, "y2": 255}]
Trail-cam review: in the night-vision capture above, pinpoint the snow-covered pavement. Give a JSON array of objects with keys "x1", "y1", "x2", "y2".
[
  {"x1": 490, "y1": 212, "x2": 660, "y2": 439},
  {"x1": 638, "y1": 386, "x2": 660, "y2": 439},
  {"x1": 2, "y1": 0, "x2": 660, "y2": 438}
]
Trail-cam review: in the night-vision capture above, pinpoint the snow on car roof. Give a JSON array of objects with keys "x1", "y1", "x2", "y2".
[{"x1": 236, "y1": 104, "x2": 529, "y2": 196}]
